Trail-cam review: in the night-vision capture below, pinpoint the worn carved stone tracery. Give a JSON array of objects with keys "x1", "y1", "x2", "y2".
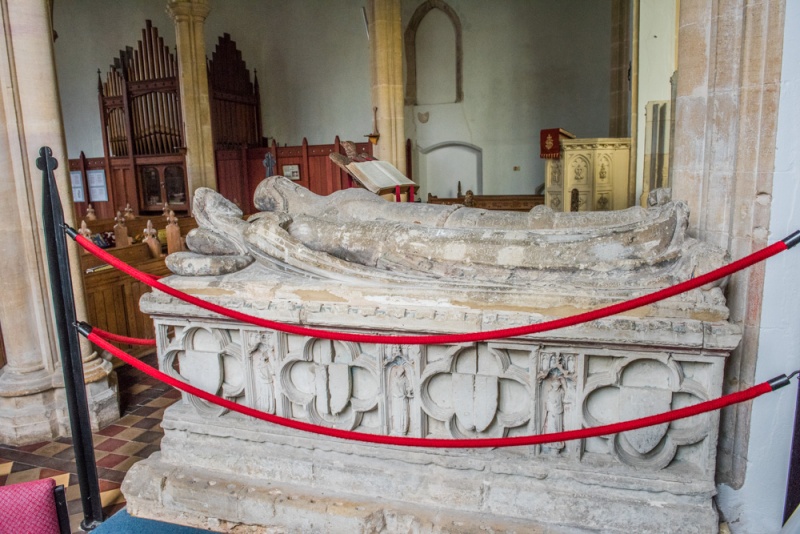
[
  {"x1": 279, "y1": 338, "x2": 380, "y2": 430},
  {"x1": 162, "y1": 326, "x2": 245, "y2": 417},
  {"x1": 125, "y1": 179, "x2": 740, "y2": 532}
]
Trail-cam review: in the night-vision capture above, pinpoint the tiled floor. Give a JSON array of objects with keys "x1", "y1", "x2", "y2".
[{"x1": 0, "y1": 352, "x2": 179, "y2": 532}]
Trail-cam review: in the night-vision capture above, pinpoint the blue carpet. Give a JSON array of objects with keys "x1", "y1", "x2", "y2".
[{"x1": 93, "y1": 508, "x2": 208, "y2": 533}]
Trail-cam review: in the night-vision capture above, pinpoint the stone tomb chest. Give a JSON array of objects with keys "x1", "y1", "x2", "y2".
[{"x1": 123, "y1": 179, "x2": 740, "y2": 533}]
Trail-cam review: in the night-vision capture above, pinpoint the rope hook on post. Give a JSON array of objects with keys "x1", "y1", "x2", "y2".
[{"x1": 768, "y1": 370, "x2": 800, "y2": 391}]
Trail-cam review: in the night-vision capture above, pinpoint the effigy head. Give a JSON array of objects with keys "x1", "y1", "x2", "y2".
[{"x1": 254, "y1": 175, "x2": 320, "y2": 213}]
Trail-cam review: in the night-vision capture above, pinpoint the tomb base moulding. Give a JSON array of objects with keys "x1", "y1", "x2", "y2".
[{"x1": 122, "y1": 181, "x2": 740, "y2": 533}]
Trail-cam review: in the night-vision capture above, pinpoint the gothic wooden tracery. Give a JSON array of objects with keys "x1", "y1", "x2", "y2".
[
  {"x1": 98, "y1": 20, "x2": 188, "y2": 215},
  {"x1": 207, "y1": 33, "x2": 263, "y2": 150}
]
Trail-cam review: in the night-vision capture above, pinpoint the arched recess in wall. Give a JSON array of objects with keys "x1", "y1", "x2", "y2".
[
  {"x1": 419, "y1": 141, "x2": 482, "y2": 197},
  {"x1": 405, "y1": 0, "x2": 463, "y2": 105}
]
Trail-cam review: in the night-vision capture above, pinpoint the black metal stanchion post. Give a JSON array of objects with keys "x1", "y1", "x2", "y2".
[
  {"x1": 38, "y1": 146, "x2": 104, "y2": 530},
  {"x1": 784, "y1": 379, "x2": 800, "y2": 523}
]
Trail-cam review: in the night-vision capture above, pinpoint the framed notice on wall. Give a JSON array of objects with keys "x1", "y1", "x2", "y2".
[
  {"x1": 70, "y1": 171, "x2": 85, "y2": 202},
  {"x1": 282, "y1": 164, "x2": 300, "y2": 180},
  {"x1": 86, "y1": 169, "x2": 108, "y2": 202}
]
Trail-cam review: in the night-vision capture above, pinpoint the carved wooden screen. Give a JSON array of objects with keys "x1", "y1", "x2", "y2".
[
  {"x1": 97, "y1": 20, "x2": 188, "y2": 215},
  {"x1": 208, "y1": 33, "x2": 263, "y2": 149}
]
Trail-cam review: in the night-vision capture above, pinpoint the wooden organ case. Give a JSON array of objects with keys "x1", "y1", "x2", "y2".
[
  {"x1": 208, "y1": 33, "x2": 265, "y2": 207},
  {"x1": 98, "y1": 20, "x2": 188, "y2": 215},
  {"x1": 209, "y1": 33, "x2": 263, "y2": 150}
]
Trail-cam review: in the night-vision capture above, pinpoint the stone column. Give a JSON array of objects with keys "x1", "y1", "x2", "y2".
[
  {"x1": 671, "y1": 0, "x2": 786, "y2": 488},
  {"x1": 0, "y1": 0, "x2": 117, "y2": 444},
  {"x1": 369, "y1": 0, "x2": 406, "y2": 174},
  {"x1": 167, "y1": 0, "x2": 217, "y2": 201}
]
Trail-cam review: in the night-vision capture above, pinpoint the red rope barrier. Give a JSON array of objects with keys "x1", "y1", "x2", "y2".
[
  {"x1": 92, "y1": 327, "x2": 156, "y2": 346},
  {"x1": 73, "y1": 233, "x2": 789, "y2": 345},
  {"x1": 87, "y1": 330, "x2": 776, "y2": 448}
]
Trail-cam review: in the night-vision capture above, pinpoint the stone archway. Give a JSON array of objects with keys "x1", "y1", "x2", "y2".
[{"x1": 418, "y1": 140, "x2": 482, "y2": 198}]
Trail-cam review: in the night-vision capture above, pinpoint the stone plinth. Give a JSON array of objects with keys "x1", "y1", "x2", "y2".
[{"x1": 124, "y1": 270, "x2": 738, "y2": 533}]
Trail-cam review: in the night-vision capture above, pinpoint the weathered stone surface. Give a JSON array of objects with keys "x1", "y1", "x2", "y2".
[
  {"x1": 173, "y1": 180, "x2": 729, "y2": 295},
  {"x1": 126, "y1": 452, "x2": 586, "y2": 533},
  {"x1": 166, "y1": 252, "x2": 253, "y2": 276},
  {"x1": 126, "y1": 184, "x2": 739, "y2": 532}
]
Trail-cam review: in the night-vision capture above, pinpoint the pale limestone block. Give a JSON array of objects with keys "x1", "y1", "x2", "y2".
[{"x1": 676, "y1": 22, "x2": 711, "y2": 97}]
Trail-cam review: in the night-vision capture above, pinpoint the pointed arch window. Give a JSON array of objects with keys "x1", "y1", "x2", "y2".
[{"x1": 405, "y1": 0, "x2": 463, "y2": 105}]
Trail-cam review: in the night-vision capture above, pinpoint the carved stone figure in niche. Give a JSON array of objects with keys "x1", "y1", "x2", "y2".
[
  {"x1": 168, "y1": 177, "x2": 728, "y2": 296},
  {"x1": 385, "y1": 344, "x2": 414, "y2": 436},
  {"x1": 389, "y1": 363, "x2": 413, "y2": 436},
  {"x1": 249, "y1": 332, "x2": 277, "y2": 414},
  {"x1": 537, "y1": 353, "x2": 576, "y2": 453},
  {"x1": 542, "y1": 377, "x2": 566, "y2": 451}
]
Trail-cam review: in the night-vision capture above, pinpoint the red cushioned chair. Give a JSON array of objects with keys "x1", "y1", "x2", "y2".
[{"x1": 0, "y1": 477, "x2": 71, "y2": 534}]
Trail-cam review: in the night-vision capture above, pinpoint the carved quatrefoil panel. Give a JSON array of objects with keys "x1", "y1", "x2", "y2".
[
  {"x1": 420, "y1": 344, "x2": 530, "y2": 438},
  {"x1": 582, "y1": 356, "x2": 710, "y2": 470},
  {"x1": 279, "y1": 339, "x2": 379, "y2": 430},
  {"x1": 162, "y1": 326, "x2": 245, "y2": 417}
]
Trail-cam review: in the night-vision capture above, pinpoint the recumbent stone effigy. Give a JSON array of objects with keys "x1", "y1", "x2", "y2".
[{"x1": 122, "y1": 176, "x2": 740, "y2": 533}]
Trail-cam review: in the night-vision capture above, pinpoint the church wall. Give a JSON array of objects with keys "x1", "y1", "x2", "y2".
[
  {"x1": 404, "y1": 0, "x2": 612, "y2": 197},
  {"x1": 715, "y1": 1, "x2": 800, "y2": 531}
]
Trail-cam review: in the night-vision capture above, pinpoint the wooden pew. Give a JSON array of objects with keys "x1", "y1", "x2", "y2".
[
  {"x1": 427, "y1": 191, "x2": 544, "y2": 211},
  {"x1": 78, "y1": 214, "x2": 196, "y2": 359},
  {"x1": 81, "y1": 213, "x2": 197, "y2": 247},
  {"x1": 80, "y1": 243, "x2": 169, "y2": 358},
  {"x1": 426, "y1": 181, "x2": 543, "y2": 212}
]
